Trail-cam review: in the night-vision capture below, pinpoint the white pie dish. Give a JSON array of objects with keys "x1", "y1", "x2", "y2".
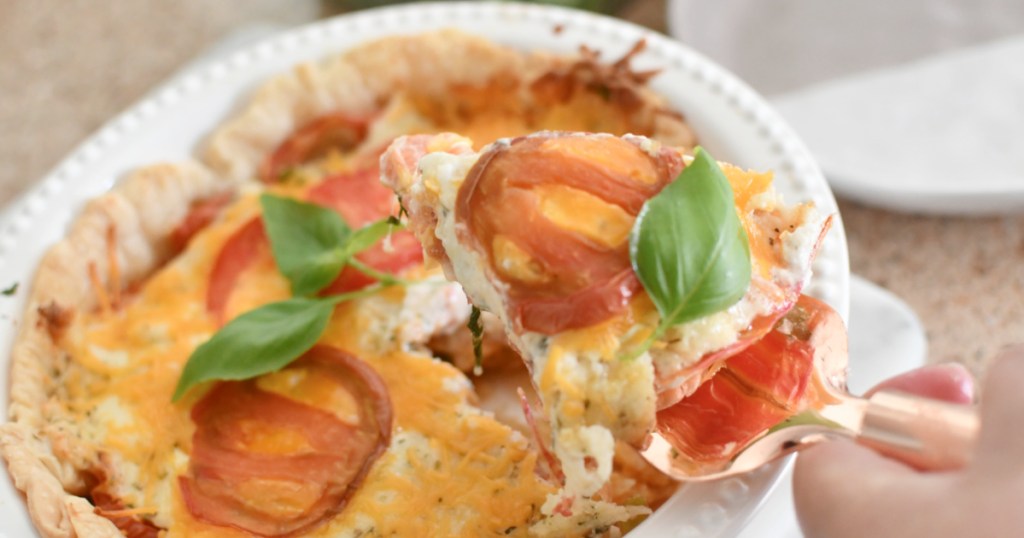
[{"x1": 0, "y1": 3, "x2": 849, "y2": 536}]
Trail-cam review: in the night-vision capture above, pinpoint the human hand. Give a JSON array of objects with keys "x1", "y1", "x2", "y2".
[{"x1": 793, "y1": 345, "x2": 1024, "y2": 537}]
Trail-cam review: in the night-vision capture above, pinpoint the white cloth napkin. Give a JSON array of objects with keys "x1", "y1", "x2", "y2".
[
  {"x1": 772, "y1": 34, "x2": 1024, "y2": 201},
  {"x1": 669, "y1": 0, "x2": 1024, "y2": 213}
]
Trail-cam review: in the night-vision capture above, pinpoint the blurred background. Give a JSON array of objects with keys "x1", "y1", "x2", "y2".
[
  {"x1": 0, "y1": 0, "x2": 658, "y2": 207},
  {"x1": 2, "y1": 2, "x2": 1023, "y2": 536},
  {"x1": 2, "y1": 0, "x2": 1023, "y2": 393}
]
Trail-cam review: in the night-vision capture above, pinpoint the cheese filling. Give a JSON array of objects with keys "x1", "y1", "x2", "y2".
[
  {"x1": 409, "y1": 133, "x2": 824, "y2": 502},
  {"x1": 56, "y1": 192, "x2": 561, "y2": 537}
]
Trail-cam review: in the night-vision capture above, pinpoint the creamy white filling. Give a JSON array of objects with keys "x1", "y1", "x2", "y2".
[
  {"x1": 429, "y1": 152, "x2": 510, "y2": 317},
  {"x1": 421, "y1": 150, "x2": 630, "y2": 497},
  {"x1": 362, "y1": 97, "x2": 435, "y2": 154},
  {"x1": 416, "y1": 136, "x2": 824, "y2": 500},
  {"x1": 778, "y1": 205, "x2": 825, "y2": 289},
  {"x1": 532, "y1": 492, "x2": 650, "y2": 537},
  {"x1": 652, "y1": 205, "x2": 824, "y2": 387},
  {"x1": 554, "y1": 425, "x2": 615, "y2": 494},
  {"x1": 352, "y1": 271, "x2": 471, "y2": 354}
]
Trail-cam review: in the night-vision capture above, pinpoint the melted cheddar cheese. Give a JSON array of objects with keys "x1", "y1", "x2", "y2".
[
  {"x1": 386, "y1": 132, "x2": 825, "y2": 507},
  {"x1": 58, "y1": 190, "x2": 562, "y2": 536},
  {"x1": 42, "y1": 48, "x2": 697, "y2": 536}
]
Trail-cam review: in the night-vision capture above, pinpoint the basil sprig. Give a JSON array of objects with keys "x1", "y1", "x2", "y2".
[
  {"x1": 627, "y1": 147, "x2": 752, "y2": 357},
  {"x1": 172, "y1": 195, "x2": 405, "y2": 401},
  {"x1": 261, "y1": 194, "x2": 404, "y2": 296},
  {"x1": 172, "y1": 287, "x2": 384, "y2": 401}
]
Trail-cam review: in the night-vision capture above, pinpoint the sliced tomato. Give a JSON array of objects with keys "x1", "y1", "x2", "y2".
[
  {"x1": 260, "y1": 113, "x2": 370, "y2": 183},
  {"x1": 180, "y1": 346, "x2": 392, "y2": 536},
  {"x1": 308, "y1": 166, "x2": 423, "y2": 294},
  {"x1": 654, "y1": 298, "x2": 793, "y2": 410},
  {"x1": 654, "y1": 295, "x2": 820, "y2": 464},
  {"x1": 206, "y1": 217, "x2": 267, "y2": 325},
  {"x1": 456, "y1": 133, "x2": 683, "y2": 334},
  {"x1": 306, "y1": 167, "x2": 396, "y2": 228},
  {"x1": 169, "y1": 192, "x2": 234, "y2": 254},
  {"x1": 320, "y1": 229, "x2": 424, "y2": 296},
  {"x1": 206, "y1": 164, "x2": 422, "y2": 321},
  {"x1": 654, "y1": 216, "x2": 834, "y2": 410},
  {"x1": 513, "y1": 268, "x2": 642, "y2": 334}
]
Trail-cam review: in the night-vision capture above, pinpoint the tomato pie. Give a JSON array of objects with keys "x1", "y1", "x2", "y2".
[
  {"x1": 382, "y1": 131, "x2": 829, "y2": 500},
  {"x1": 1, "y1": 31, "x2": 695, "y2": 537}
]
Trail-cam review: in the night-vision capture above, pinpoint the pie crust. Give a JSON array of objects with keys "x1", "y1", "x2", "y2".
[{"x1": 1, "y1": 30, "x2": 694, "y2": 537}]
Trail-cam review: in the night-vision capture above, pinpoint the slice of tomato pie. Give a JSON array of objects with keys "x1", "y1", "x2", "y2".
[{"x1": 383, "y1": 131, "x2": 829, "y2": 500}]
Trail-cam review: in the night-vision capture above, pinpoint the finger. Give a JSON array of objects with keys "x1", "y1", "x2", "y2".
[
  {"x1": 973, "y1": 345, "x2": 1024, "y2": 473},
  {"x1": 793, "y1": 440, "x2": 917, "y2": 538},
  {"x1": 866, "y1": 363, "x2": 975, "y2": 404}
]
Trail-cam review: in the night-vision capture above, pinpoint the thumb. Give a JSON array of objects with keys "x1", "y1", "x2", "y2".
[
  {"x1": 793, "y1": 440, "x2": 917, "y2": 538},
  {"x1": 865, "y1": 363, "x2": 974, "y2": 404},
  {"x1": 971, "y1": 345, "x2": 1024, "y2": 475}
]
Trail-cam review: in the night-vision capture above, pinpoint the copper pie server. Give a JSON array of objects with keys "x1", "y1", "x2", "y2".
[{"x1": 640, "y1": 295, "x2": 980, "y2": 481}]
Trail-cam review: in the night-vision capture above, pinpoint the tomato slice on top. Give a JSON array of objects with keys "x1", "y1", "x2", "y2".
[
  {"x1": 320, "y1": 230, "x2": 424, "y2": 296},
  {"x1": 169, "y1": 192, "x2": 234, "y2": 254},
  {"x1": 456, "y1": 133, "x2": 683, "y2": 334},
  {"x1": 208, "y1": 111, "x2": 425, "y2": 321},
  {"x1": 206, "y1": 217, "x2": 268, "y2": 325},
  {"x1": 260, "y1": 113, "x2": 371, "y2": 183},
  {"x1": 305, "y1": 166, "x2": 424, "y2": 294},
  {"x1": 306, "y1": 167, "x2": 395, "y2": 228},
  {"x1": 180, "y1": 346, "x2": 392, "y2": 536},
  {"x1": 206, "y1": 165, "x2": 422, "y2": 323}
]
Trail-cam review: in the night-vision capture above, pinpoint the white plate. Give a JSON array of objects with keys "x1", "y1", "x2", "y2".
[
  {"x1": 666, "y1": 0, "x2": 1024, "y2": 216},
  {"x1": 0, "y1": 3, "x2": 849, "y2": 536},
  {"x1": 770, "y1": 34, "x2": 1024, "y2": 215}
]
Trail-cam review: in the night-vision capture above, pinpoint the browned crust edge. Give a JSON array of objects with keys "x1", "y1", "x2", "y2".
[
  {"x1": 3, "y1": 28, "x2": 698, "y2": 538},
  {"x1": 1, "y1": 161, "x2": 231, "y2": 537},
  {"x1": 202, "y1": 29, "x2": 695, "y2": 183},
  {"x1": 203, "y1": 29, "x2": 531, "y2": 182}
]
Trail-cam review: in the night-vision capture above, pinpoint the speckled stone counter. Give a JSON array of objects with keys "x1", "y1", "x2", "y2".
[
  {"x1": 3, "y1": 0, "x2": 1022, "y2": 379},
  {"x1": 839, "y1": 200, "x2": 1024, "y2": 377}
]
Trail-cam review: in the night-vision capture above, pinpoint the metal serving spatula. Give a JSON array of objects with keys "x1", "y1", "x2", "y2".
[{"x1": 641, "y1": 295, "x2": 980, "y2": 481}]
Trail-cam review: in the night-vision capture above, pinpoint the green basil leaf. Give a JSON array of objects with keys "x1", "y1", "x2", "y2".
[
  {"x1": 172, "y1": 297, "x2": 335, "y2": 401},
  {"x1": 342, "y1": 216, "x2": 402, "y2": 258},
  {"x1": 260, "y1": 194, "x2": 351, "y2": 297},
  {"x1": 348, "y1": 259, "x2": 418, "y2": 286},
  {"x1": 629, "y1": 147, "x2": 751, "y2": 336}
]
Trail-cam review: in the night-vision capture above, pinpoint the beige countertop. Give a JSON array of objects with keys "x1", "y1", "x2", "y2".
[{"x1": 3, "y1": 0, "x2": 1022, "y2": 380}]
